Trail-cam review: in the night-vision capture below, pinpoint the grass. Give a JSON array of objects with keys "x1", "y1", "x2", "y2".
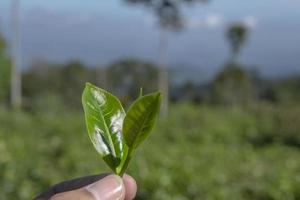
[{"x1": 0, "y1": 103, "x2": 299, "y2": 199}]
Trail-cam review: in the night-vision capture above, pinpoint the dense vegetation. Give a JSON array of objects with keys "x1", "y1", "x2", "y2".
[{"x1": 1, "y1": 103, "x2": 299, "y2": 199}]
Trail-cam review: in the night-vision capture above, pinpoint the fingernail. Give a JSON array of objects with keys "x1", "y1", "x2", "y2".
[{"x1": 86, "y1": 175, "x2": 125, "y2": 200}]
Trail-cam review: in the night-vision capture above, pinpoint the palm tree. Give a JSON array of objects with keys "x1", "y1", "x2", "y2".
[
  {"x1": 226, "y1": 23, "x2": 248, "y2": 62},
  {"x1": 211, "y1": 23, "x2": 252, "y2": 106},
  {"x1": 125, "y1": 0, "x2": 208, "y2": 116}
]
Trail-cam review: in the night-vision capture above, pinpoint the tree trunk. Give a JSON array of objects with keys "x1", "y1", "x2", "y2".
[
  {"x1": 10, "y1": 0, "x2": 22, "y2": 109},
  {"x1": 158, "y1": 28, "x2": 168, "y2": 116}
]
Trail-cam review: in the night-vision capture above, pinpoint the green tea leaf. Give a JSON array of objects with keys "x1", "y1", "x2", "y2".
[
  {"x1": 123, "y1": 92, "x2": 161, "y2": 150},
  {"x1": 82, "y1": 83, "x2": 126, "y2": 171},
  {"x1": 82, "y1": 83, "x2": 161, "y2": 176}
]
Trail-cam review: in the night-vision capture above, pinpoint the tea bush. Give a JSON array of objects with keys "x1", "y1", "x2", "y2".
[{"x1": 0, "y1": 104, "x2": 299, "y2": 199}]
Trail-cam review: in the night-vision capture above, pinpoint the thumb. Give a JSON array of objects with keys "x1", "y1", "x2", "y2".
[{"x1": 50, "y1": 175, "x2": 125, "y2": 200}]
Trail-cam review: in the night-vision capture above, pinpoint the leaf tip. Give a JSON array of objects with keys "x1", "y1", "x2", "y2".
[
  {"x1": 155, "y1": 92, "x2": 162, "y2": 101},
  {"x1": 139, "y1": 87, "x2": 143, "y2": 98},
  {"x1": 85, "y1": 82, "x2": 93, "y2": 88}
]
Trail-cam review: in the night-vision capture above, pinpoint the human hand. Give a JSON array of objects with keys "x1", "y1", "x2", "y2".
[{"x1": 34, "y1": 174, "x2": 137, "y2": 200}]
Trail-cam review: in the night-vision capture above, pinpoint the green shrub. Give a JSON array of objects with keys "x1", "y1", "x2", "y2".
[{"x1": 0, "y1": 104, "x2": 299, "y2": 199}]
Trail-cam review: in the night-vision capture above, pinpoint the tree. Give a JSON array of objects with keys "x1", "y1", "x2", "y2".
[
  {"x1": 107, "y1": 59, "x2": 158, "y2": 106},
  {"x1": 211, "y1": 63, "x2": 252, "y2": 106},
  {"x1": 211, "y1": 23, "x2": 252, "y2": 106},
  {"x1": 226, "y1": 23, "x2": 248, "y2": 61},
  {"x1": 125, "y1": 0, "x2": 208, "y2": 28},
  {"x1": 125, "y1": 0, "x2": 208, "y2": 115},
  {"x1": 59, "y1": 61, "x2": 92, "y2": 108},
  {"x1": 10, "y1": 0, "x2": 22, "y2": 109},
  {"x1": 22, "y1": 60, "x2": 96, "y2": 110},
  {"x1": 0, "y1": 33, "x2": 11, "y2": 104}
]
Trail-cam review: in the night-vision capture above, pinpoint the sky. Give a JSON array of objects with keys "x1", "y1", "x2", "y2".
[{"x1": 0, "y1": 0, "x2": 300, "y2": 81}]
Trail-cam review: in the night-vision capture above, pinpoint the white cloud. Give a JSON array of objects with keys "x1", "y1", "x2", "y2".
[
  {"x1": 243, "y1": 16, "x2": 258, "y2": 29},
  {"x1": 187, "y1": 13, "x2": 224, "y2": 29},
  {"x1": 187, "y1": 14, "x2": 257, "y2": 30},
  {"x1": 204, "y1": 14, "x2": 223, "y2": 28}
]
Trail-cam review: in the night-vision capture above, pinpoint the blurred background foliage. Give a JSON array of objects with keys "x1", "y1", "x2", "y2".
[
  {"x1": 1, "y1": 104, "x2": 300, "y2": 199},
  {"x1": 1, "y1": 0, "x2": 300, "y2": 199},
  {"x1": 1, "y1": 30, "x2": 300, "y2": 199}
]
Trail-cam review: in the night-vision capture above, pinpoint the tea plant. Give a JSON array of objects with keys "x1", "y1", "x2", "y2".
[{"x1": 82, "y1": 83, "x2": 161, "y2": 175}]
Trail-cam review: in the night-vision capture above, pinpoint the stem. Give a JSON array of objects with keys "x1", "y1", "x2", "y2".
[
  {"x1": 119, "y1": 156, "x2": 131, "y2": 176},
  {"x1": 118, "y1": 149, "x2": 133, "y2": 176}
]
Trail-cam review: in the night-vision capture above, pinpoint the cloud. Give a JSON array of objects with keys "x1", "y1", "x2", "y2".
[
  {"x1": 187, "y1": 13, "x2": 224, "y2": 29},
  {"x1": 190, "y1": 14, "x2": 258, "y2": 30},
  {"x1": 204, "y1": 14, "x2": 224, "y2": 28},
  {"x1": 243, "y1": 16, "x2": 258, "y2": 29}
]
